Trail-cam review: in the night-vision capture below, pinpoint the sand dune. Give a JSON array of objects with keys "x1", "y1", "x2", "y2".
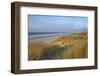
[{"x1": 28, "y1": 32, "x2": 88, "y2": 60}]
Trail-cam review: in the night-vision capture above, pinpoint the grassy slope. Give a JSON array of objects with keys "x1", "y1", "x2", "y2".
[
  {"x1": 54, "y1": 32, "x2": 88, "y2": 59},
  {"x1": 28, "y1": 32, "x2": 88, "y2": 60},
  {"x1": 62, "y1": 38, "x2": 88, "y2": 59}
]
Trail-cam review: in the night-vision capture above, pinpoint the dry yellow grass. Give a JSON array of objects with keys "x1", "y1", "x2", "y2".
[
  {"x1": 62, "y1": 39, "x2": 88, "y2": 59},
  {"x1": 54, "y1": 32, "x2": 88, "y2": 59},
  {"x1": 28, "y1": 43, "x2": 45, "y2": 60}
]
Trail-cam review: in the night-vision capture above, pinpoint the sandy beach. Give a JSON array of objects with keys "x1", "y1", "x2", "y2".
[
  {"x1": 28, "y1": 35, "x2": 62, "y2": 45},
  {"x1": 28, "y1": 32, "x2": 88, "y2": 60}
]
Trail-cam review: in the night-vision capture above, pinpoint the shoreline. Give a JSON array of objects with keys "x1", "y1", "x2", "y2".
[{"x1": 28, "y1": 35, "x2": 62, "y2": 45}]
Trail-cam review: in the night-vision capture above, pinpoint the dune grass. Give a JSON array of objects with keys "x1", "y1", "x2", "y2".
[
  {"x1": 28, "y1": 32, "x2": 88, "y2": 60},
  {"x1": 62, "y1": 39, "x2": 88, "y2": 59},
  {"x1": 28, "y1": 43, "x2": 45, "y2": 60}
]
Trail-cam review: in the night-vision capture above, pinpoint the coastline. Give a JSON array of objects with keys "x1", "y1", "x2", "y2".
[
  {"x1": 28, "y1": 32, "x2": 88, "y2": 60},
  {"x1": 28, "y1": 35, "x2": 62, "y2": 45}
]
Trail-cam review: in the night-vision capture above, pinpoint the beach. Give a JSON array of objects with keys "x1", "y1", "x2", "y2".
[
  {"x1": 28, "y1": 35, "x2": 61, "y2": 45},
  {"x1": 28, "y1": 32, "x2": 88, "y2": 60}
]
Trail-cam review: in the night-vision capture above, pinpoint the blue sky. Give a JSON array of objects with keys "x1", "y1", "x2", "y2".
[{"x1": 28, "y1": 15, "x2": 88, "y2": 33}]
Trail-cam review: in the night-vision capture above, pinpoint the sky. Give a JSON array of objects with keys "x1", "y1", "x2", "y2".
[{"x1": 28, "y1": 15, "x2": 88, "y2": 33}]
